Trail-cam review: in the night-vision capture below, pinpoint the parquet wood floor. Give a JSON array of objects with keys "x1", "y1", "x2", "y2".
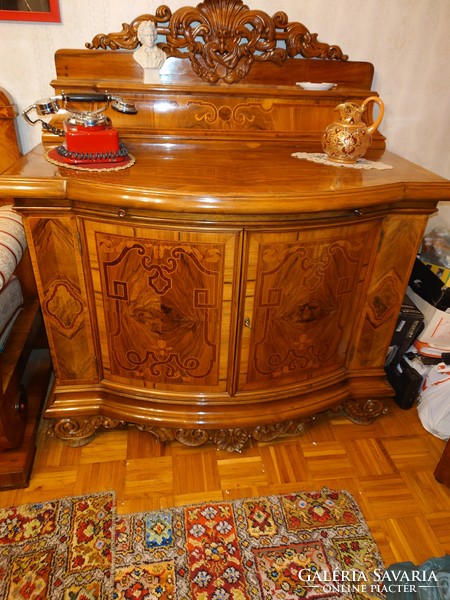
[{"x1": 1, "y1": 396, "x2": 449, "y2": 567}]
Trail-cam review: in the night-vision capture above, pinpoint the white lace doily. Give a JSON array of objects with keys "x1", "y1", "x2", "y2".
[{"x1": 292, "y1": 152, "x2": 393, "y2": 170}]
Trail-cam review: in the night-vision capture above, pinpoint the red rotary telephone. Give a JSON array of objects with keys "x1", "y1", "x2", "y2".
[{"x1": 23, "y1": 92, "x2": 137, "y2": 165}]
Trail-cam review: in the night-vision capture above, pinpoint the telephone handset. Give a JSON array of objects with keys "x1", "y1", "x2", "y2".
[{"x1": 23, "y1": 92, "x2": 137, "y2": 165}]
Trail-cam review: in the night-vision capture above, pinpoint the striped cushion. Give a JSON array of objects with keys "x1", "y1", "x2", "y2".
[
  {"x1": 0, "y1": 205, "x2": 27, "y2": 291},
  {"x1": 0, "y1": 275, "x2": 23, "y2": 351}
]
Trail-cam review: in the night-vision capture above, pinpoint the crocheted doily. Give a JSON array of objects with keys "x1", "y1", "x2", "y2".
[{"x1": 292, "y1": 152, "x2": 393, "y2": 170}]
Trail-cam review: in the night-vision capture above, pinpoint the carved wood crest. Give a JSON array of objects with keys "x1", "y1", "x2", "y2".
[{"x1": 86, "y1": 0, "x2": 348, "y2": 84}]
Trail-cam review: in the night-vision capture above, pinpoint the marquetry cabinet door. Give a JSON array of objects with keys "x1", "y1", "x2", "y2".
[
  {"x1": 237, "y1": 219, "x2": 382, "y2": 392},
  {"x1": 81, "y1": 218, "x2": 241, "y2": 394}
]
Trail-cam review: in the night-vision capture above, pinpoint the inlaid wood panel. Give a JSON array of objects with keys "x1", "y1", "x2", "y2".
[
  {"x1": 82, "y1": 218, "x2": 240, "y2": 392},
  {"x1": 238, "y1": 219, "x2": 381, "y2": 391},
  {"x1": 24, "y1": 216, "x2": 98, "y2": 384},
  {"x1": 349, "y1": 213, "x2": 429, "y2": 370}
]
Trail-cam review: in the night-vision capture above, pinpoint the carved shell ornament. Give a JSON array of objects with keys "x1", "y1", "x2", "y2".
[{"x1": 86, "y1": 0, "x2": 348, "y2": 84}]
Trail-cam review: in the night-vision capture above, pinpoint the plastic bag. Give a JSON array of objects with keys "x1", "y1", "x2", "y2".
[
  {"x1": 421, "y1": 226, "x2": 450, "y2": 269},
  {"x1": 417, "y1": 362, "x2": 450, "y2": 440}
]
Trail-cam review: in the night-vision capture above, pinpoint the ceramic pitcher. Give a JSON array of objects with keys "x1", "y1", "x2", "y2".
[{"x1": 322, "y1": 96, "x2": 384, "y2": 164}]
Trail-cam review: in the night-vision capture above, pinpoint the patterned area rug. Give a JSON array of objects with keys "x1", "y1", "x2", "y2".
[
  {"x1": 0, "y1": 491, "x2": 115, "y2": 599},
  {"x1": 0, "y1": 488, "x2": 385, "y2": 599}
]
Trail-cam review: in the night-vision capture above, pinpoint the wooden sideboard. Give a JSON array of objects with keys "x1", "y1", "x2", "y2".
[{"x1": 0, "y1": 1, "x2": 449, "y2": 451}]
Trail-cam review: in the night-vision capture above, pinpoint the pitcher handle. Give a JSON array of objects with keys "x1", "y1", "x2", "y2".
[{"x1": 362, "y1": 96, "x2": 384, "y2": 135}]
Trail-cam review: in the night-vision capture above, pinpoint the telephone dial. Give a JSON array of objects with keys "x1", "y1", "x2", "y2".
[{"x1": 23, "y1": 92, "x2": 137, "y2": 165}]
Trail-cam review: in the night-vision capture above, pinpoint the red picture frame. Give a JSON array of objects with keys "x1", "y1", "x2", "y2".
[{"x1": 0, "y1": 0, "x2": 60, "y2": 22}]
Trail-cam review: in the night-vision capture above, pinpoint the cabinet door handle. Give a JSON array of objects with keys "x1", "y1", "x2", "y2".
[{"x1": 244, "y1": 316, "x2": 251, "y2": 329}]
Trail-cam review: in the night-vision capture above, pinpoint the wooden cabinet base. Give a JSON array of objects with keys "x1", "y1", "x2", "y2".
[{"x1": 44, "y1": 382, "x2": 389, "y2": 452}]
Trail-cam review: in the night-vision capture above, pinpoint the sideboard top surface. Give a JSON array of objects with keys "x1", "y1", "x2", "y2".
[{"x1": 1, "y1": 142, "x2": 449, "y2": 217}]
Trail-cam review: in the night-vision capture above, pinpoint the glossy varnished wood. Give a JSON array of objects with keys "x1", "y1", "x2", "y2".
[
  {"x1": 55, "y1": 52, "x2": 375, "y2": 89},
  {"x1": 47, "y1": 55, "x2": 382, "y2": 148},
  {"x1": 3, "y1": 140, "x2": 446, "y2": 450},
  {"x1": 1, "y1": 143, "x2": 448, "y2": 213}
]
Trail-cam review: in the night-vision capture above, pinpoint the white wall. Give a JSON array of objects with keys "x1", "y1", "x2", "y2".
[{"x1": 1, "y1": 0, "x2": 449, "y2": 222}]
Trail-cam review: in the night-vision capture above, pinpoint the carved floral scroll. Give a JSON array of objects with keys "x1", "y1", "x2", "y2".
[{"x1": 86, "y1": 0, "x2": 348, "y2": 84}]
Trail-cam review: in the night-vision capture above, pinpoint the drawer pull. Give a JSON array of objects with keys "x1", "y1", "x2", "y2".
[{"x1": 117, "y1": 208, "x2": 126, "y2": 218}]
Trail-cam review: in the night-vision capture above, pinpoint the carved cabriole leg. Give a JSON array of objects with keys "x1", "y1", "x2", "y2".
[
  {"x1": 341, "y1": 397, "x2": 388, "y2": 425},
  {"x1": 49, "y1": 416, "x2": 125, "y2": 447}
]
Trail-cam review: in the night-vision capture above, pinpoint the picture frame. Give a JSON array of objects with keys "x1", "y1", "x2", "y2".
[{"x1": 0, "y1": 0, "x2": 60, "y2": 22}]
